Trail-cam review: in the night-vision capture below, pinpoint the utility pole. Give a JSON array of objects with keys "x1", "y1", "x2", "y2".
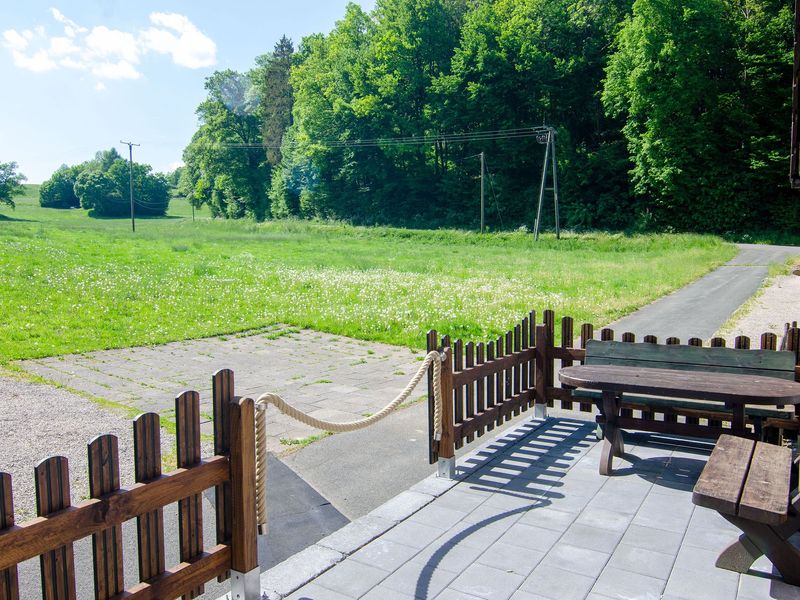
[
  {"x1": 480, "y1": 151, "x2": 485, "y2": 234},
  {"x1": 120, "y1": 140, "x2": 140, "y2": 232}
]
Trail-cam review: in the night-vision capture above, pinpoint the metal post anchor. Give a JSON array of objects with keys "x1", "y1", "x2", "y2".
[
  {"x1": 230, "y1": 567, "x2": 261, "y2": 600},
  {"x1": 534, "y1": 404, "x2": 548, "y2": 420},
  {"x1": 437, "y1": 457, "x2": 456, "y2": 479}
]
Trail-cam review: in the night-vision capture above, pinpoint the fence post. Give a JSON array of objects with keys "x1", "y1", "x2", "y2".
[
  {"x1": 229, "y1": 397, "x2": 260, "y2": 600},
  {"x1": 534, "y1": 324, "x2": 549, "y2": 419},
  {"x1": 437, "y1": 347, "x2": 456, "y2": 479}
]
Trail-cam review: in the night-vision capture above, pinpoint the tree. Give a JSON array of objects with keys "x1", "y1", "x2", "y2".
[
  {"x1": 252, "y1": 36, "x2": 296, "y2": 166},
  {"x1": 74, "y1": 170, "x2": 123, "y2": 215},
  {"x1": 0, "y1": 162, "x2": 27, "y2": 209},
  {"x1": 106, "y1": 160, "x2": 170, "y2": 217},
  {"x1": 39, "y1": 165, "x2": 81, "y2": 208}
]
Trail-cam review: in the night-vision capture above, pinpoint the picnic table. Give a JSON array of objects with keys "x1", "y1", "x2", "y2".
[{"x1": 558, "y1": 364, "x2": 800, "y2": 475}]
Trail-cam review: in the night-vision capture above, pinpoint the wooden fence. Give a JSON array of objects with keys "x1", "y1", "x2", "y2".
[
  {"x1": 427, "y1": 310, "x2": 800, "y2": 463},
  {"x1": 0, "y1": 369, "x2": 258, "y2": 600}
]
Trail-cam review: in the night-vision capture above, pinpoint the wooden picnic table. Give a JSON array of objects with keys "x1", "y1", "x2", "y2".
[{"x1": 558, "y1": 364, "x2": 800, "y2": 475}]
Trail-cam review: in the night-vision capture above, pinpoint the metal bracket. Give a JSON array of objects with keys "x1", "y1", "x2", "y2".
[
  {"x1": 534, "y1": 404, "x2": 548, "y2": 420},
  {"x1": 437, "y1": 457, "x2": 456, "y2": 479},
  {"x1": 230, "y1": 567, "x2": 261, "y2": 600}
]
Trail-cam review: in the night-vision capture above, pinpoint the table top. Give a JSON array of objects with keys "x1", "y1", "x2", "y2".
[{"x1": 558, "y1": 364, "x2": 800, "y2": 405}]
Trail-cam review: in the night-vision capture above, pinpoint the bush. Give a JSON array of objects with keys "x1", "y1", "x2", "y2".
[{"x1": 39, "y1": 166, "x2": 81, "y2": 209}]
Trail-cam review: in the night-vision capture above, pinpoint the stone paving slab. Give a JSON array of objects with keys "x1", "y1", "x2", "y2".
[
  {"x1": 17, "y1": 326, "x2": 425, "y2": 453},
  {"x1": 264, "y1": 417, "x2": 800, "y2": 600}
]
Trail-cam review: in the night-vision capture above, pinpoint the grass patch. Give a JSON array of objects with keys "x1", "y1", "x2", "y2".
[
  {"x1": 279, "y1": 431, "x2": 334, "y2": 449},
  {"x1": 0, "y1": 185, "x2": 737, "y2": 361}
]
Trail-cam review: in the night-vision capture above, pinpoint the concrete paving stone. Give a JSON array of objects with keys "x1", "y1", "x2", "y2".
[
  {"x1": 316, "y1": 514, "x2": 395, "y2": 556},
  {"x1": 533, "y1": 489, "x2": 592, "y2": 513},
  {"x1": 539, "y1": 542, "x2": 611, "y2": 578},
  {"x1": 370, "y1": 491, "x2": 434, "y2": 523},
  {"x1": 350, "y1": 538, "x2": 421, "y2": 572},
  {"x1": 459, "y1": 501, "x2": 529, "y2": 528},
  {"x1": 410, "y1": 504, "x2": 472, "y2": 530},
  {"x1": 558, "y1": 523, "x2": 624, "y2": 554},
  {"x1": 360, "y1": 584, "x2": 417, "y2": 599},
  {"x1": 439, "y1": 519, "x2": 513, "y2": 550},
  {"x1": 619, "y1": 524, "x2": 684, "y2": 555},
  {"x1": 606, "y1": 543, "x2": 675, "y2": 580},
  {"x1": 482, "y1": 490, "x2": 547, "y2": 513},
  {"x1": 476, "y1": 541, "x2": 546, "y2": 577},
  {"x1": 632, "y1": 496, "x2": 695, "y2": 534},
  {"x1": 312, "y1": 558, "x2": 390, "y2": 598},
  {"x1": 496, "y1": 523, "x2": 562, "y2": 553},
  {"x1": 381, "y1": 520, "x2": 449, "y2": 550},
  {"x1": 573, "y1": 507, "x2": 634, "y2": 533},
  {"x1": 591, "y1": 566, "x2": 666, "y2": 600},
  {"x1": 585, "y1": 487, "x2": 648, "y2": 516},
  {"x1": 434, "y1": 588, "x2": 485, "y2": 599},
  {"x1": 409, "y1": 476, "x2": 460, "y2": 498},
  {"x1": 737, "y1": 573, "x2": 800, "y2": 599},
  {"x1": 664, "y1": 567, "x2": 739, "y2": 600},
  {"x1": 432, "y1": 489, "x2": 489, "y2": 514},
  {"x1": 517, "y1": 506, "x2": 578, "y2": 532},
  {"x1": 672, "y1": 543, "x2": 731, "y2": 575},
  {"x1": 508, "y1": 592, "x2": 552, "y2": 600},
  {"x1": 682, "y1": 523, "x2": 740, "y2": 552},
  {"x1": 448, "y1": 563, "x2": 526, "y2": 600},
  {"x1": 284, "y1": 582, "x2": 356, "y2": 600},
  {"x1": 519, "y1": 564, "x2": 596, "y2": 600},
  {"x1": 259, "y1": 544, "x2": 343, "y2": 598},
  {"x1": 409, "y1": 536, "x2": 487, "y2": 574},
  {"x1": 380, "y1": 560, "x2": 459, "y2": 599}
]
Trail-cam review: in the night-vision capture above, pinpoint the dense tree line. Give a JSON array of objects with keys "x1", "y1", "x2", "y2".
[
  {"x1": 181, "y1": 0, "x2": 797, "y2": 233},
  {"x1": 40, "y1": 149, "x2": 170, "y2": 217}
]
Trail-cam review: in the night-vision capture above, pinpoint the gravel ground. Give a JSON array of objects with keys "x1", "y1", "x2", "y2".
[
  {"x1": 0, "y1": 376, "x2": 169, "y2": 520},
  {"x1": 715, "y1": 269, "x2": 800, "y2": 345}
]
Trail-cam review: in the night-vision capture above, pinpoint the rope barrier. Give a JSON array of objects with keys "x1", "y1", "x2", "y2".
[{"x1": 252, "y1": 350, "x2": 445, "y2": 534}]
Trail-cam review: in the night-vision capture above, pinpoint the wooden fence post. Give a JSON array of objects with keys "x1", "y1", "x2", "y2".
[
  {"x1": 534, "y1": 324, "x2": 549, "y2": 419},
  {"x1": 229, "y1": 397, "x2": 260, "y2": 600},
  {"x1": 0, "y1": 473, "x2": 18, "y2": 600},
  {"x1": 426, "y1": 331, "x2": 439, "y2": 465},
  {"x1": 437, "y1": 347, "x2": 456, "y2": 478}
]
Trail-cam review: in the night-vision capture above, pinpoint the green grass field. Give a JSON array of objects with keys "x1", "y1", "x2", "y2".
[{"x1": 0, "y1": 185, "x2": 736, "y2": 361}]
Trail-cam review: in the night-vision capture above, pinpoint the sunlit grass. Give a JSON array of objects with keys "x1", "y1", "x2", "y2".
[{"x1": 0, "y1": 185, "x2": 736, "y2": 361}]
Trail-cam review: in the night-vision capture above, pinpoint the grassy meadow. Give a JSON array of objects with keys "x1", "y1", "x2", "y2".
[{"x1": 0, "y1": 185, "x2": 737, "y2": 361}]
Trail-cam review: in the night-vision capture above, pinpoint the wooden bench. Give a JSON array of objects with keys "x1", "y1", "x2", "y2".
[
  {"x1": 577, "y1": 340, "x2": 798, "y2": 441},
  {"x1": 693, "y1": 434, "x2": 800, "y2": 584}
]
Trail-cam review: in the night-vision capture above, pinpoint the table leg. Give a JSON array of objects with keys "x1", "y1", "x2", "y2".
[
  {"x1": 600, "y1": 391, "x2": 622, "y2": 476},
  {"x1": 731, "y1": 404, "x2": 746, "y2": 436}
]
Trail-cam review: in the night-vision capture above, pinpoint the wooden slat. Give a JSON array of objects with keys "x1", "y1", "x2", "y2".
[
  {"x1": 512, "y1": 326, "x2": 521, "y2": 416},
  {"x1": 621, "y1": 332, "x2": 635, "y2": 343},
  {"x1": 0, "y1": 473, "x2": 19, "y2": 600},
  {"x1": 0, "y1": 458, "x2": 228, "y2": 571},
  {"x1": 584, "y1": 340, "x2": 795, "y2": 378},
  {"x1": 133, "y1": 413, "x2": 165, "y2": 583},
  {"x1": 521, "y1": 318, "x2": 530, "y2": 409},
  {"x1": 527, "y1": 312, "x2": 536, "y2": 408},
  {"x1": 710, "y1": 337, "x2": 726, "y2": 348},
  {"x1": 453, "y1": 340, "x2": 464, "y2": 448},
  {"x1": 688, "y1": 337, "x2": 703, "y2": 347},
  {"x1": 35, "y1": 456, "x2": 77, "y2": 600},
  {"x1": 666, "y1": 337, "x2": 680, "y2": 345},
  {"x1": 176, "y1": 391, "x2": 203, "y2": 600},
  {"x1": 451, "y1": 348, "x2": 535, "y2": 388},
  {"x1": 579, "y1": 324, "x2": 593, "y2": 411},
  {"x1": 485, "y1": 341, "x2": 496, "y2": 432},
  {"x1": 761, "y1": 332, "x2": 778, "y2": 351},
  {"x1": 476, "y1": 342, "x2": 486, "y2": 438},
  {"x1": 495, "y1": 335, "x2": 503, "y2": 427},
  {"x1": 735, "y1": 336, "x2": 751, "y2": 350},
  {"x1": 739, "y1": 442, "x2": 792, "y2": 525},
  {"x1": 438, "y1": 347, "x2": 456, "y2": 459},
  {"x1": 643, "y1": 335, "x2": 658, "y2": 344},
  {"x1": 229, "y1": 398, "x2": 258, "y2": 574},
  {"x1": 600, "y1": 328, "x2": 614, "y2": 341},
  {"x1": 212, "y1": 369, "x2": 233, "y2": 582},
  {"x1": 455, "y1": 389, "x2": 534, "y2": 440},
  {"x1": 505, "y1": 330, "x2": 514, "y2": 415},
  {"x1": 602, "y1": 415, "x2": 732, "y2": 439},
  {"x1": 692, "y1": 435, "x2": 756, "y2": 514},
  {"x1": 543, "y1": 311, "x2": 555, "y2": 406},
  {"x1": 465, "y1": 342, "x2": 475, "y2": 442},
  {"x1": 110, "y1": 545, "x2": 230, "y2": 600},
  {"x1": 535, "y1": 325, "x2": 547, "y2": 411},
  {"x1": 89, "y1": 435, "x2": 124, "y2": 599},
  {"x1": 561, "y1": 317, "x2": 574, "y2": 410}
]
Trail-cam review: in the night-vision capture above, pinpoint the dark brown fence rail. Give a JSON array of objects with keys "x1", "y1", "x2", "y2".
[
  {"x1": 427, "y1": 310, "x2": 800, "y2": 463},
  {"x1": 0, "y1": 369, "x2": 258, "y2": 600}
]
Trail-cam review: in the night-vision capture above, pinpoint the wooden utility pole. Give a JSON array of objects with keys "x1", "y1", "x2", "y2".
[
  {"x1": 480, "y1": 151, "x2": 485, "y2": 234},
  {"x1": 120, "y1": 140, "x2": 140, "y2": 232}
]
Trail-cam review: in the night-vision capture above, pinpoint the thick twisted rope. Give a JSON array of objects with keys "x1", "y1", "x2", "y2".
[{"x1": 253, "y1": 350, "x2": 445, "y2": 533}]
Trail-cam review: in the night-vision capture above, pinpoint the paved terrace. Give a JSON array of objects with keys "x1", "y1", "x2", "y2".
[{"x1": 257, "y1": 418, "x2": 800, "y2": 600}]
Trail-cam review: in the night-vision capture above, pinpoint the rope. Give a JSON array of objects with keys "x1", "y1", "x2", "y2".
[{"x1": 253, "y1": 350, "x2": 445, "y2": 534}]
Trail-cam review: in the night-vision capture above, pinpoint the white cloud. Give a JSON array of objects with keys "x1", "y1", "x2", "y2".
[
  {"x1": 3, "y1": 8, "x2": 216, "y2": 84},
  {"x1": 95, "y1": 81, "x2": 106, "y2": 91},
  {"x1": 140, "y1": 12, "x2": 216, "y2": 69},
  {"x1": 2, "y1": 30, "x2": 29, "y2": 51}
]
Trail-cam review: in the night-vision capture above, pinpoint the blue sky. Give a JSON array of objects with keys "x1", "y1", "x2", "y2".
[{"x1": 1, "y1": 1, "x2": 376, "y2": 183}]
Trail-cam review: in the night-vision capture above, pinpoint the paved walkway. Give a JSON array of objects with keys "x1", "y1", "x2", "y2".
[
  {"x1": 608, "y1": 243, "x2": 798, "y2": 340},
  {"x1": 19, "y1": 326, "x2": 425, "y2": 453},
  {"x1": 263, "y1": 417, "x2": 800, "y2": 600}
]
